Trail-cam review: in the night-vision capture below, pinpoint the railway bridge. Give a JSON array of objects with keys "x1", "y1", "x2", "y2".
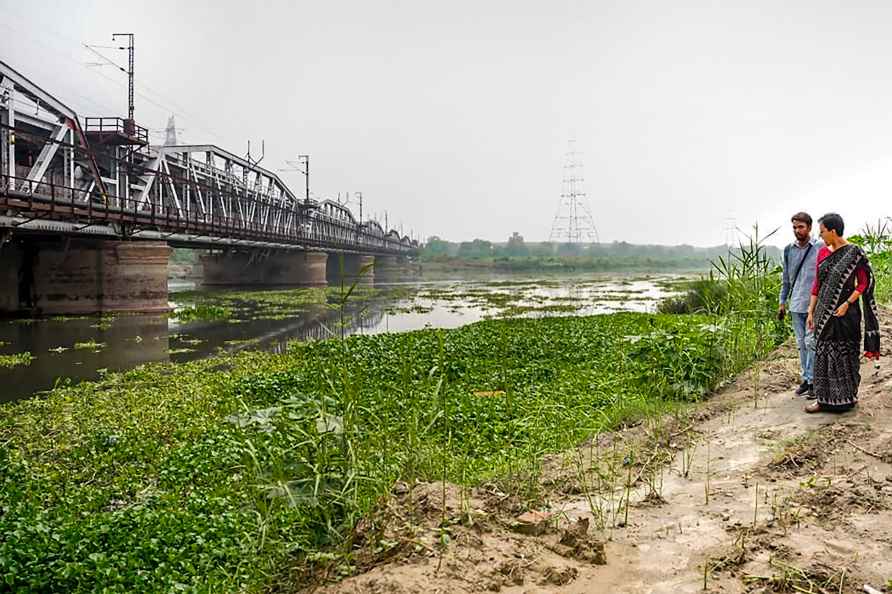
[{"x1": 0, "y1": 59, "x2": 418, "y2": 315}]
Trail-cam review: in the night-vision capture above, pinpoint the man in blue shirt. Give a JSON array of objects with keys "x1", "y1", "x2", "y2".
[{"x1": 778, "y1": 212, "x2": 821, "y2": 397}]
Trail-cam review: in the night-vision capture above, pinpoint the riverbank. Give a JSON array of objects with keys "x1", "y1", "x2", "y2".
[
  {"x1": 0, "y1": 309, "x2": 776, "y2": 593},
  {"x1": 319, "y1": 307, "x2": 892, "y2": 593}
]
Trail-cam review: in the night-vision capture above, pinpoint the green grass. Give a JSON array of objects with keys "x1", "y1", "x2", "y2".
[{"x1": 0, "y1": 307, "x2": 780, "y2": 593}]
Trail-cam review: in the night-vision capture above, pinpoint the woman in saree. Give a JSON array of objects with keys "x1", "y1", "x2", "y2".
[{"x1": 805, "y1": 213, "x2": 881, "y2": 413}]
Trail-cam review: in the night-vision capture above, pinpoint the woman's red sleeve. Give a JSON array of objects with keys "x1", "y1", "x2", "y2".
[{"x1": 855, "y1": 265, "x2": 869, "y2": 294}]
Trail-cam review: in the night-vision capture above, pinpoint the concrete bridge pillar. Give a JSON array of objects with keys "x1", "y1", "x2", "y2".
[
  {"x1": 0, "y1": 244, "x2": 18, "y2": 313},
  {"x1": 0, "y1": 238, "x2": 171, "y2": 316},
  {"x1": 200, "y1": 250, "x2": 327, "y2": 287},
  {"x1": 374, "y1": 255, "x2": 418, "y2": 284},
  {"x1": 326, "y1": 253, "x2": 375, "y2": 286}
]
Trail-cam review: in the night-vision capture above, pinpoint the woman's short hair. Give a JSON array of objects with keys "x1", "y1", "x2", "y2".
[
  {"x1": 791, "y1": 212, "x2": 812, "y2": 226},
  {"x1": 818, "y1": 213, "x2": 845, "y2": 237}
]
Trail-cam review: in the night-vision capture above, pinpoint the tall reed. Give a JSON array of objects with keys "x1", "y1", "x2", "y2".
[{"x1": 850, "y1": 217, "x2": 892, "y2": 305}]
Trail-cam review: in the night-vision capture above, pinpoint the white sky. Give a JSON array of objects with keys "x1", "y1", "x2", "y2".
[{"x1": 2, "y1": 0, "x2": 891, "y2": 246}]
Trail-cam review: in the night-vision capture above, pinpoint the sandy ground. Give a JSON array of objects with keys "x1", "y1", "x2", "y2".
[{"x1": 301, "y1": 309, "x2": 892, "y2": 594}]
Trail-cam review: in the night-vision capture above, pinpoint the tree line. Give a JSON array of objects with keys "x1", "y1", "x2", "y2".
[{"x1": 421, "y1": 233, "x2": 781, "y2": 272}]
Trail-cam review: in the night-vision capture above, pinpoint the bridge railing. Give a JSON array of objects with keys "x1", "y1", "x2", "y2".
[
  {"x1": 0, "y1": 172, "x2": 415, "y2": 254},
  {"x1": 84, "y1": 117, "x2": 150, "y2": 146}
]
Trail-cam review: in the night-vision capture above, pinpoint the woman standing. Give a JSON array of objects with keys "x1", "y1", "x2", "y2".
[{"x1": 805, "y1": 213, "x2": 881, "y2": 413}]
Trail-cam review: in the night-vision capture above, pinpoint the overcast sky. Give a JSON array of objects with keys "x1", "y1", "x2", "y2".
[{"x1": 2, "y1": 0, "x2": 891, "y2": 246}]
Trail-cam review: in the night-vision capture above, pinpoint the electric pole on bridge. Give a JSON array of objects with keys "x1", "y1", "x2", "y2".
[
  {"x1": 299, "y1": 155, "x2": 309, "y2": 203},
  {"x1": 84, "y1": 33, "x2": 135, "y2": 129},
  {"x1": 280, "y1": 155, "x2": 310, "y2": 203},
  {"x1": 112, "y1": 33, "x2": 135, "y2": 123}
]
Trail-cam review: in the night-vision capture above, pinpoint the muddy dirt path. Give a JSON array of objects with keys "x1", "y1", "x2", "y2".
[{"x1": 306, "y1": 310, "x2": 892, "y2": 594}]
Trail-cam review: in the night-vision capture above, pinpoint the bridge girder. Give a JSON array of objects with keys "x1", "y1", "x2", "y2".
[{"x1": 0, "y1": 59, "x2": 418, "y2": 256}]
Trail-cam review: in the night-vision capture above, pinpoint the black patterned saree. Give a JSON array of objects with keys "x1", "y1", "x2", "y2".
[{"x1": 812, "y1": 244, "x2": 881, "y2": 411}]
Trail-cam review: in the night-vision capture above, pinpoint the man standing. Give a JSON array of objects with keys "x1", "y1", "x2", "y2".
[{"x1": 778, "y1": 212, "x2": 821, "y2": 397}]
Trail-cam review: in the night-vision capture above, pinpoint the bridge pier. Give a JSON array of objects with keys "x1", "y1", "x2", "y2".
[
  {"x1": 326, "y1": 253, "x2": 375, "y2": 286},
  {"x1": 200, "y1": 250, "x2": 328, "y2": 286},
  {"x1": 374, "y1": 255, "x2": 419, "y2": 284},
  {"x1": 0, "y1": 238, "x2": 171, "y2": 316}
]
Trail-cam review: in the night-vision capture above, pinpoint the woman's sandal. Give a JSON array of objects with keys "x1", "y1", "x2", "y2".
[{"x1": 804, "y1": 402, "x2": 822, "y2": 413}]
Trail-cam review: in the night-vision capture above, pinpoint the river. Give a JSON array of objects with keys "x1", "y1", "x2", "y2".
[{"x1": 0, "y1": 273, "x2": 686, "y2": 402}]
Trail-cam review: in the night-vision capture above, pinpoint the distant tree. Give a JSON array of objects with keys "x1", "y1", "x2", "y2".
[
  {"x1": 457, "y1": 239, "x2": 493, "y2": 259},
  {"x1": 423, "y1": 235, "x2": 451, "y2": 258},
  {"x1": 505, "y1": 232, "x2": 529, "y2": 257}
]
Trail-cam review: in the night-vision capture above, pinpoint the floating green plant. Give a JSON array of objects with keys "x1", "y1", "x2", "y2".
[
  {"x1": 0, "y1": 352, "x2": 33, "y2": 368},
  {"x1": 73, "y1": 340, "x2": 106, "y2": 351},
  {"x1": 172, "y1": 303, "x2": 233, "y2": 322}
]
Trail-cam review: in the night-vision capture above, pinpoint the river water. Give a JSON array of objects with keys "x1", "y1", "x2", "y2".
[{"x1": 0, "y1": 273, "x2": 685, "y2": 402}]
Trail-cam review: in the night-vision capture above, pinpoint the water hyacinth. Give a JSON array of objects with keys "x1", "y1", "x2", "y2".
[
  {"x1": 0, "y1": 352, "x2": 34, "y2": 368},
  {"x1": 0, "y1": 308, "x2": 782, "y2": 593}
]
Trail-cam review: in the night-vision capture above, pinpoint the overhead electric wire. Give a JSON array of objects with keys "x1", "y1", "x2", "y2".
[
  {"x1": 78, "y1": 44, "x2": 227, "y2": 145},
  {"x1": 1, "y1": 8, "x2": 227, "y2": 144},
  {"x1": 0, "y1": 22, "x2": 119, "y2": 116},
  {"x1": 82, "y1": 44, "x2": 128, "y2": 74}
]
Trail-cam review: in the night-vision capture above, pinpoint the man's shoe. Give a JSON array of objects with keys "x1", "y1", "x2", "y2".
[
  {"x1": 805, "y1": 384, "x2": 815, "y2": 399},
  {"x1": 795, "y1": 381, "x2": 810, "y2": 396}
]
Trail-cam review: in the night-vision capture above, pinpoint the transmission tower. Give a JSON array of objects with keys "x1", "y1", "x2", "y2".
[
  {"x1": 163, "y1": 115, "x2": 178, "y2": 145},
  {"x1": 549, "y1": 140, "x2": 599, "y2": 244},
  {"x1": 722, "y1": 216, "x2": 738, "y2": 247}
]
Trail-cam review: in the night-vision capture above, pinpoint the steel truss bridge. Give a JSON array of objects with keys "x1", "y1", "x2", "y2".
[{"x1": 0, "y1": 59, "x2": 417, "y2": 255}]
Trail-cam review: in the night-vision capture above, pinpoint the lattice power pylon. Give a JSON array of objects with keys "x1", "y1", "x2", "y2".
[
  {"x1": 548, "y1": 140, "x2": 598, "y2": 244},
  {"x1": 163, "y1": 115, "x2": 178, "y2": 146}
]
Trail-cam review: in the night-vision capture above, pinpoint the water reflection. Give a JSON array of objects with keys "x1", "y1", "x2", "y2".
[
  {"x1": 0, "y1": 315, "x2": 169, "y2": 402},
  {"x1": 0, "y1": 304, "x2": 386, "y2": 402}
]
